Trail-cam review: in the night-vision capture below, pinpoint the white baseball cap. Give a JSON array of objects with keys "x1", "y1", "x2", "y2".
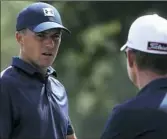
[{"x1": 120, "y1": 14, "x2": 167, "y2": 54}]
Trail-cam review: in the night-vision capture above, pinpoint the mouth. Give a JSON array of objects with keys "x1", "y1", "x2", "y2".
[{"x1": 42, "y1": 52, "x2": 53, "y2": 56}]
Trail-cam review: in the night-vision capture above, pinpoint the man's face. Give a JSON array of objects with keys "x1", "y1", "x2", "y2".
[{"x1": 16, "y1": 28, "x2": 62, "y2": 69}]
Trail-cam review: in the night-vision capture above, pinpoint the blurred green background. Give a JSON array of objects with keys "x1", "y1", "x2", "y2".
[{"x1": 1, "y1": 1, "x2": 167, "y2": 138}]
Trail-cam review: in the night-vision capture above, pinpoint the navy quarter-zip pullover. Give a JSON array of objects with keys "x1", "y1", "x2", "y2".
[
  {"x1": 0, "y1": 57, "x2": 73, "y2": 139},
  {"x1": 101, "y1": 77, "x2": 167, "y2": 139}
]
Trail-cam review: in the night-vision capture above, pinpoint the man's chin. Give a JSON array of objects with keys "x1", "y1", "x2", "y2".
[{"x1": 40, "y1": 63, "x2": 53, "y2": 68}]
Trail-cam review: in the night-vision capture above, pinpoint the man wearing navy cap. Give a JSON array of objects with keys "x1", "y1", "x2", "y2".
[
  {"x1": 101, "y1": 14, "x2": 167, "y2": 139},
  {"x1": 0, "y1": 2, "x2": 76, "y2": 139}
]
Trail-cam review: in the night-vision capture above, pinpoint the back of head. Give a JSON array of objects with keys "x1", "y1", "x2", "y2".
[{"x1": 121, "y1": 14, "x2": 167, "y2": 75}]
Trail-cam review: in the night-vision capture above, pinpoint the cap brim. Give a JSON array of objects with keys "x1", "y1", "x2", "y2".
[
  {"x1": 29, "y1": 22, "x2": 71, "y2": 34},
  {"x1": 120, "y1": 44, "x2": 127, "y2": 51}
]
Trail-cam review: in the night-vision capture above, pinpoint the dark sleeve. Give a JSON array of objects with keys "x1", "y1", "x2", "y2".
[
  {"x1": 0, "y1": 79, "x2": 13, "y2": 138},
  {"x1": 67, "y1": 117, "x2": 74, "y2": 135},
  {"x1": 62, "y1": 87, "x2": 74, "y2": 136}
]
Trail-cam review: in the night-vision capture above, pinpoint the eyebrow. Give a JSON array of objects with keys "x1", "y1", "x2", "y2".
[{"x1": 42, "y1": 29, "x2": 62, "y2": 34}]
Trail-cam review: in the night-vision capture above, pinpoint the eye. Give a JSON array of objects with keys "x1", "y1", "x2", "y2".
[
  {"x1": 51, "y1": 33, "x2": 61, "y2": 40},
  {"x1": 35, "y1": 33, "x2": 45, "y2": 38}
]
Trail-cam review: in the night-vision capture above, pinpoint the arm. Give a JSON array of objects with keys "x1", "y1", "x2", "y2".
[
  {"x1": 0, "y1": 79, "x2": 13, "y2": 138},
  {"x1": 66, "y1": 118, "x2": 77, "y2": 139},
  {"x1": 67, "y1": 133, "x2": 77, "y2": 139}
]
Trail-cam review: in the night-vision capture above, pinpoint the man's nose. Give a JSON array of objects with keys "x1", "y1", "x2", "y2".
[{"x1": 43, "y1": 36, "x2": 54, "y2": 48}]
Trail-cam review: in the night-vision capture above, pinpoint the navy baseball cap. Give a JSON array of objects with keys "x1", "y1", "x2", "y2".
[{"x1": 16, "y1": 2, "x2": 70, "y2": 33}]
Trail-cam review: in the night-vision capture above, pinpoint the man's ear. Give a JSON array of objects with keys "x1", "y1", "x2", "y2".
[
  {"x1": 127, "y1": 50, "x2": 136, "y2": 68},
  {"x1": 15, "y1": 31, "x2": 24, "y2": 45}
]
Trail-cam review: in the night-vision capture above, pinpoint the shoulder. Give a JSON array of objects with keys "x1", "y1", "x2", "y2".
[
  {"x1": 1, "y1": 66, "x2": 22, "y2": 94},
  {"x1": 101, "y1": 98, "x2": 140, "y2": 139},
  {"x1": 49, "y1": 76, "x2": 65, "y2": 87},
  {"x1": 49, "y1": 76, "x2": 66, "y2": 92},
  {"x1": 108, "y1": 95, "x2": 144, "y2": 116},
  {"x1": 114, "y1": 91, "x2": 165, "y2": 111},
  {"x1": 0, "y1": 66, "x2": 18, "y2": 98},
  {"x1": 1, "y1": 66, "x2": 13, "y2": 78},
  {"x1": 49, "y1": 76, "x2": 68, "y2": 100},
  {"x1": 1, "y1": 66, "x2": 16, "y2": 86},
  {"x1": 102, "y1": 106, "x2": 167, "y2": 139},
  {"x1": 102, "y1": 92, "x2": 167, "y2": 128}
]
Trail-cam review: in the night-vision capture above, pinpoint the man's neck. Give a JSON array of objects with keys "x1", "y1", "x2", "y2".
[
  {"x1": 19, "y1": 55, "x2": 48, "y2": 76},
  {"x1": 137, "y1": 71, "x2": 167, "y2": 90}
]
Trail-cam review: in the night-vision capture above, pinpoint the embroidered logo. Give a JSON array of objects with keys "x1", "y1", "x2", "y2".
[
  {"x1": 147, "y1": 41, "x2": 167, "y2": 52},
  {"x1": 43, "y1": 8, "x2": 54, "y2": 17}
]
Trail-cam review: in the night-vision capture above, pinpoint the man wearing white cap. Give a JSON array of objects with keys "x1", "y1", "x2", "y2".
[{"x1": 101, "y1": 14, "x2": 167, "y2": 139}]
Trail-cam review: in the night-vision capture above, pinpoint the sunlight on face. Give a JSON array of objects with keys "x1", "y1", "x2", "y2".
[{"x1": 17, "y1": 28, "x2": 62, "y2": 69}]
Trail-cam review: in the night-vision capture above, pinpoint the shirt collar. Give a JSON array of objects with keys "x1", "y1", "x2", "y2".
[
  {"x1": 138, "y1": 77, "x2": 167, "y2": 96},
  {"x1": 11, "y1": 57, "x2": 57, "y2": 77}
]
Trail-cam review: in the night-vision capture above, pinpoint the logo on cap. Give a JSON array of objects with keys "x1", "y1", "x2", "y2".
[
  {"x1": 43, "y1": 8, "x2": 54, "y2": 17},
  {"x1": 148, "y1": 42, "x2": 167, "y2": 52}
]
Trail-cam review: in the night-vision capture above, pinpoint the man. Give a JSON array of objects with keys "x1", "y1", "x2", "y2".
[
  {"x1": 0, "y1": 2, "x2": 77, "y2": 139},
  {"x1": 101, "y1": 14, "x2": 167, "y2": 139}
]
